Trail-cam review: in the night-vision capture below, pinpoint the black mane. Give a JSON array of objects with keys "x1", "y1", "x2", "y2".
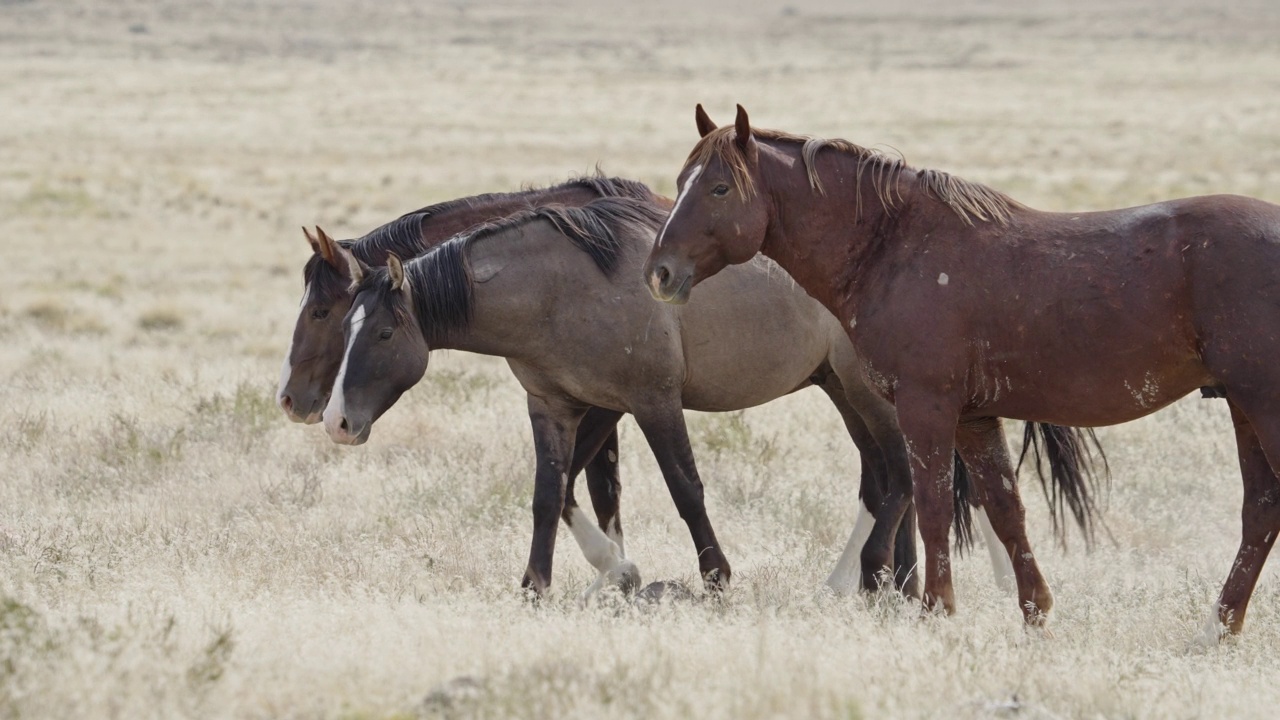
[
  {"x1": 375, "y1": 196, "x2": 667, "y2": 346},
  {"x1": 304, "y1": 175, "x2": 656, "y2": 306}
]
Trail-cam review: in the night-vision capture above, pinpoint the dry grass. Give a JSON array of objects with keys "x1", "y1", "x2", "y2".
[{"x1": 3, "y1": 1, "x2": 1280, "y2": 718}]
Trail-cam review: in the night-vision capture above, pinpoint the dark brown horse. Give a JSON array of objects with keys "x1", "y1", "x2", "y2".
[
  {"x1": 645, "y1": 104, "x2": 1279, "y2": 639},
  {"x1": 278, "y1": 177, "x2": 666, "y2": 592},
  {"x1": 319, "y1": 193, "x2": 1102, "y2": 601}
]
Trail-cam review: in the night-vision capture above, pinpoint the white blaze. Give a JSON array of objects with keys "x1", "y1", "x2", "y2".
[
  {"x1": 976, "y1": 506, "x2": 1017, "y2": 594},
  {"x1": 655, "y1": 164, "x2": 703, "y2": 247},
  {"x1": 277, "y1": 282, "x2": 312, "y2": 405},
  {"x1": 606, "y1": 516, "x2": 625, "y2": 557},
  {"x1": 826, "y1": 500, "x2": 877, "y2": 595},
  {"x1": 322, "y1": 303, "x2": 366, "y2": 433}
]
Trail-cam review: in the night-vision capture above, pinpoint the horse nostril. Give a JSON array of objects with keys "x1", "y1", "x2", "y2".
[
  {"x1": 281, "y1": 395, "x2": 293, "y2": 412},
  {"x1": 339, "y1": 418, "x2": 349, "y2": 433},
  {"x1": 656, "y1": 264, "x2": 671, "y2": 285}
]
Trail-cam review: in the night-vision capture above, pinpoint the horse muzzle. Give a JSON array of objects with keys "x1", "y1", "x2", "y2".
[
  {"x1": 323, "y1": 410, "x2": 371, "y2": 446},
  {"x1": 278, "y1": 392, "x2": 326, "y2": 425},
  {"x1": 644, "y1": 260, "x2": 694, "y2": 305}
]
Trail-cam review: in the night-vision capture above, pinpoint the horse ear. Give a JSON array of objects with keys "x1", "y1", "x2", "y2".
[
  {"x1": 695, "y1": 104, "x2": 717, "y2": 137},
  {"x1": 387, "y1": 253, "x2": 406, "y2": 292},
  {"x1": 314, "y1": 226, "x2": 340, "y2": 268},
  {"x1": 302, "y1": 226, "x2": 322, "y2": 255},
  {"x1": 334, "y1": 244, "x2": 366, "y2": 287},
  {"x1": 734, "y1": 104, "x2": 752, "y2": 150}
]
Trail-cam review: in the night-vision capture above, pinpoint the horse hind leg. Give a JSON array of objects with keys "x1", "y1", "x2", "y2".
[
  {"x1": 566, "y1": 409, "x2": 640, "y2": 603},
  {"x1": 1203, "y1": 399, "x2": 1280, "y2": 641},
  {"x1": 585, "y1": 428, "x2": 626, "y2": 556},
  {"x1": 955, "y1": 417, "x2": 1053, "y2": 627},
  {"x1": 814, "y1": 372, "x2": 917, "y2": 597}
]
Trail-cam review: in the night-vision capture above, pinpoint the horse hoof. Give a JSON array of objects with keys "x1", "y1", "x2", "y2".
[
  {"x1": 614, "y1": 560, "x2": 642, "y2": 597},
  {"x1": 1024, "y1": 620, "x2": 1055, "y2": 640},
  {"x1": 702, "y1": 568, "x2": 730, "y2": 594},
  {"x1": 579, "y1": 561, "x2": 643, "y2": 607},
  {"x1": 635, "y1": 580, "x2": 696, "y2": 605},
  {"x1": 1191, "y1": 605, "x2": 1230, "y2": 650}
]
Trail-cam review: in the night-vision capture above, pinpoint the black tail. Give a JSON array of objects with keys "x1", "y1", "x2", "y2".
[
  {"x1": 952, "y1": 452, "x2": 976, "y2": 553},
  {"x1": 1018, "y1": 422, "x2": 1110, "y2": 549},
  {"x1": 891, "y1": 502, "x2": 920, "y2": 597}
]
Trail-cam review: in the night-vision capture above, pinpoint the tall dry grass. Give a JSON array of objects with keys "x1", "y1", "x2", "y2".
[{"x1": 3, "y1": 1, "x2": 1280, "y2": 717}]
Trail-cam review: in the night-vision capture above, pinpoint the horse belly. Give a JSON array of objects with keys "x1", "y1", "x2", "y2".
[
  {"x1": 678, "y1": 262, "x2": 831, "y2": 412},
  {"x1": 967, "y1": 310, "x2": 1211, "y2": 427}
]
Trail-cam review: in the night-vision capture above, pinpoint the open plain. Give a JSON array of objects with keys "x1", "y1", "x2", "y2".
[{"x1": 3, "y1": 0, "x2": 1280, "y2": 717}]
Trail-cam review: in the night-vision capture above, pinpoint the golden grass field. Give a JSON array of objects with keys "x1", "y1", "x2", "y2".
[{"x1": 4, "y1": 0, "x2": 1280, "y2": 717}]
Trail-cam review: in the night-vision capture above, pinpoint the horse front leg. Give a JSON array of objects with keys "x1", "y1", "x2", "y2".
[
  {"x1": 581, "y1": 421, "x2": 626, "y2": 554},
  {"x1": 520, "y1": 395, "x2": 588, "y2": 597},
  {"x1": 955, "y1": 417, "x2": 1053, "y2": 627},
  {"x1": 633, "y1": 403, "x2": 731, "y2": 593},
  {"x1": 893, "y1": 390, "x2": 961, "y2": 615}
]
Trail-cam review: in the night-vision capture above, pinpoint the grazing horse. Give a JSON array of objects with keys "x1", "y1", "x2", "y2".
[
  {"x1": 644, "y1": 104, "x2": 1279, "y2": 638},
  {"x1": 278, "y1": 176, "x2": 663, "y2": 589},
  {"x1": 320, "y1": 194, "x2": 1103, "y2": 600}
]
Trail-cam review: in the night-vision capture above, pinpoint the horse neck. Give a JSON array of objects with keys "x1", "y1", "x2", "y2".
[
  {"x1": 418, "y1": 185, "x2": 606, "y2": 245},
  {"x1": 357, "y1": 185, "x2": 611, "y2": 266},
  {"x1": 755, "y1": 146, "x2": 904, "y2": 318},
  {"x1": 416, "y1": 226, "x2": 577, "y2": 360}
]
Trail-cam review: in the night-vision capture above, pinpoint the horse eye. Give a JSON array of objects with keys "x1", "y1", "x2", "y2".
[
  {"x1": 712, "y1": 184, "x2": 730, "y2": 197},
  {"x1": 310, "y1": 307, "x2": 329, "y2": 320},
  {"x1": 378, "y1": 328, "x2": 394, "y2": 340}
]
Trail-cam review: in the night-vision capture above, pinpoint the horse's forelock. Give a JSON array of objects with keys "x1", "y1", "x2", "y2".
[
  {"x1": 352, "y1": 267, "x2": 413, "y2": 330},
  {"x1": 303, "y1": 253, "x2": 354, "y2": 307},
  {"x1": 683, "y1": 126, "x2": 761, "y2": 199}
]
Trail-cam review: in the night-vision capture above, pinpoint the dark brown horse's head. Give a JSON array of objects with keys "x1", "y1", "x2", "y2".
[
  {"x1": 322, "y1": 251, "x2": 429, "y2": 445},
  {"x1": 277, "y1": 227, "x2": 363, "y2": 423},
  {"x1": 644, "y1": 104, "x2": 771, "y2": 304}
]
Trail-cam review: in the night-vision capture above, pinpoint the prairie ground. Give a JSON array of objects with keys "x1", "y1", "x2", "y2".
[{"x1": 3, "y1": 1, "x2": 1280, "y2": 717}]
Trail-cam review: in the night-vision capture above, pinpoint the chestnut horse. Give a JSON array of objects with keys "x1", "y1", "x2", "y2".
[{"x1": 645, "y1": 104, "x2": 1280, "y2": 639}]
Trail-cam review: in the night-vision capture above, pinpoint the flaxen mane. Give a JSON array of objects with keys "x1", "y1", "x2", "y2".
[
  {"x1": 360, "y1": 196, "x2": 667, "y2": 346},
  {"x1": 685, "y1": 126, "x2": 1016, "y2": 226},
  {"x1": 303, "y1": 175, "x2": 656, "y2": 305}
]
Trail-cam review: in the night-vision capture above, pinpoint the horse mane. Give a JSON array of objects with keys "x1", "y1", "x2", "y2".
[
  {"x1": 685, "y1": 125, "x2": 1017, "y2": 226},
  {"x1": 304, "y1": 174, "x2": 655, "y2": 306},
  {"x1": 373, "y1": 196, "x2": 666, "y2": 346}
]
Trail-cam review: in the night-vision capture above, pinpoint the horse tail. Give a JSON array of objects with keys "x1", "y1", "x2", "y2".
[
  {"x1": 1017, "y1": 422, "x2": 1110, "y2": 549},
  {"x1": 891, "y1": 501, "x2": 920, "y2": 597},
  {"x1": 952, "y1": 451, "x2": 976, "y2": 553}
]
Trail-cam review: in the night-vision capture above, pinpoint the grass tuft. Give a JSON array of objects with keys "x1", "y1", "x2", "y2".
[{"x1": 138, "y1": 308, "x2": 184, "y2": 332}]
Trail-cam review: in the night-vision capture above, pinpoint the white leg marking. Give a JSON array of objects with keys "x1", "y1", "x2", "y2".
[
  {"x1": 655, "y1": 164, "x2": 703, "y2": 247},
  {"x1": 567, "y1": 506, "x2": 639, "y2": 604},
  {"x1": 322, "y1": 303, "x2": 365, "y2": 435},
  {"x1": 277, "y1": 282, "x2": 312, "y2": 405},
  {"x1": 826, "y1": 500, "x2": 876, "y2": 595},
  {"x1": 567, "y1": 506, "x2": 623, "y2": 572},
  {"x1": 1195, "y1": 602, "x2": 1228, "y2": 648},
  {"x1": 976, "y1": 506, "x2": 1017, "y2": 594}
]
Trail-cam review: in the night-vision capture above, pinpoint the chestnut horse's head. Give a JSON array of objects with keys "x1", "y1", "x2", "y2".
[
  {"x1": 643, "y1": 104, "x2": 771, "y2": 304},
  {"x1": 277, "y1": 227, "x2": 363, "y2": 423}
]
